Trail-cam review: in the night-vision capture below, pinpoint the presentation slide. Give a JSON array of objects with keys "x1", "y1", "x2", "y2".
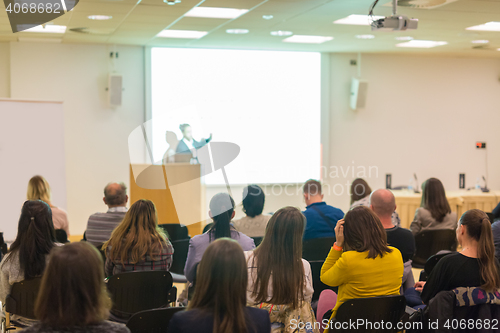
[{"x1": 151, "y1": 47, "x2": 321, "y2": 185}]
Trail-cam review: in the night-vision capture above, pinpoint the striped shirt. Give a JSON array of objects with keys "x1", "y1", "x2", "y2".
[
  {"x1": 104, "y1": 240, "x2": 174, "y2": 277},
  {"x1": 85, "y1": 207, "x2": 127, "y2": 247}
]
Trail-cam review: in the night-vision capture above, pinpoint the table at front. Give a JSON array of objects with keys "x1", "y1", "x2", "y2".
[{"x1": 393, "y1": 190, "x2": 500, "y2": 229}]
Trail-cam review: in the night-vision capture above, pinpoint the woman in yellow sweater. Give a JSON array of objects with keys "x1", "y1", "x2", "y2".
[{"x1": 320, "y1": 206, "x2": 403, "y2": 329}]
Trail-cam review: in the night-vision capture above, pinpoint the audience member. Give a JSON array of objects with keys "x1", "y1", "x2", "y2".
[
  {"x1": 0, "y1": 200, "x2": 57, "y2": 325},
  {"x1": 233, "y1": 185, "x2": 271, "y2": 237},
  {"x1": 320, "y1": 206, "x2": 403, "y2": 321},
  {"x1": 245, "y1": 206, "x2": 317, "y2": 332},
  {"x1": 492, "y1": 201, "x2": 500, "y2": 222},
  {"x1": 21, "y1": 242, "x2": 130, "y2": 333},
  {"x1": 492, "y1": 220, "x2": 500, "y2": 260},
  {"x1": 168, "y1": 238, "x2": 271, "y2": 333},
  {"x1": 410, "y1": 177, "x2": 457, "y2": 235},
  {"x1": 103, "y1": 199, "x2": 173, "y2": 277},
  {"x1": 406, "y1": 209, "x2": 500, "y2": 308},
  {"x1": 27, "y1": 175, "x2": 70, "y2": 236},
  {"x1": 302, "y1": 180, "x2": 344, "y2": 241},
  {"x1": 370, "y1": 189, "x2": 415, "y2": 263},
  {"x1": 184, "y1": 193, "x2": 255, "y2": 282},
  {"x1": 350, "y1": 178, "x2": 401, "y2": 227},
  {"x1": 85, "y1": 182, "x2": 128, "y2": 247}
]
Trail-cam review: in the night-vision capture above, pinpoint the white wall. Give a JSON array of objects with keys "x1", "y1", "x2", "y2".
[
  {"x1": 0, "y1": 43, "x2": 9, "y2": 98},
  {"x1": 4, "y1": 42, "x2": 145, "y2": 238},
  {"x1": 323, "y1": 53, "x2": 500, "y2": 212}
]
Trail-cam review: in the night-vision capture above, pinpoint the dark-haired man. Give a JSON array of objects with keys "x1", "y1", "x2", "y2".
[
  {"x1": 302, "y1": 179, "x2": 344, "y2": 241},
  {"x1": 84, "y1": 182, "x2": 128, "y2": 246}
]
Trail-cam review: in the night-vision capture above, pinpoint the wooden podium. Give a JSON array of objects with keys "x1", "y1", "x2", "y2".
[{"x1": 129, "y1": 163, "x2": 205, "y2": 236}]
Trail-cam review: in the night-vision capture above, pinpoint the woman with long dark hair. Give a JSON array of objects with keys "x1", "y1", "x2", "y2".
[
  {"x1": 407, "y1": 209, "x2": 500, "y2": 307},
  {"x1": 0, "y1": 200, "x2": 57, "y2": 324},
  {"x1": 410, "y1": 177, "x2": 457, "y2": 234},
  {"x1": 103, "y1": 199, "x2": 173, "y2": 277},
  {"x1": 245, "y1": 206, "x2": 317, "y2": 332},
  {"x1": 184, "y1": 193, "x2": 255, "y2": 282},
  {"x1": 168, "y1": 238, "x2": 270, "y2": 333},
  {"x1": 21, "y1": 242, "x2": 129, "y2": 333},
  {"x1": 320, "y1": 206, "x2": 403, "y2": 328},
  {"x1": 233, "y1": 185, "x2": 271, "y2": 237}
]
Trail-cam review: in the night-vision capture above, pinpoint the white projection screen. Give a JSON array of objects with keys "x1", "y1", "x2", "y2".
[{"x1": 151, "y1": 47, "x2": 321, "y2": 185}]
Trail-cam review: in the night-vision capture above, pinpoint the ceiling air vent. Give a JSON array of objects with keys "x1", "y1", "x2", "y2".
[{"x1": 69, "y1": 27, "x2": 113, "y2": 35}]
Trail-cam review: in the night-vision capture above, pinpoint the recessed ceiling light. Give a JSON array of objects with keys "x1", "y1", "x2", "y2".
[
  {"x1": 395, "y1": 36, "x2": 414, "y2": 41},
  {"x1": 334, "y1": 14, "x2": 384, "y2": 26},
  {"x1": 163, "y1": 0, "x2": 181, "y2": 4},
  {"x1": 471, "y1": 40, "x2": 489, "y2": 44},
  {"x1": 497, "y1": 48, "x2": 500, "y2": 51},
  {"x1": 355, "y1": 34, "x2": 375, "y2": 39},
  {"x1": 396, "y1": 40, "x2": 447, "y2": 48},
  {"x1": 88, "y1": 15, "x2": 112, "y2": 20},
  {"x1": 466, "y1": 22, "x2": 500, "y2": 32},
  {"x1": 184, "y1": 7, "x2": 248, "y2": 19},
  {"x1": 157, "y1": 29, "x2": 208, "y2": 39},
  {"x1": 24, "y1": 25, "x2": 67, "y2": 33},
  {"x1": 262, "y1": 15, "x2": 274, "y2": 20},
  {"x1": 283, "y1": 35, "x2": 333, "y2": 44},
  {"x1": 270, "y1": 30, "x2": 293, "y2": 36},
  {"x1": 226, "y1": 29, "x2": 249, "y2": 34}
]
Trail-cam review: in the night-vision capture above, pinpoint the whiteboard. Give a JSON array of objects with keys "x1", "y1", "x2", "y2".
[{"x1": 0, "y1": 99, "x2": 66, "y2": 241}]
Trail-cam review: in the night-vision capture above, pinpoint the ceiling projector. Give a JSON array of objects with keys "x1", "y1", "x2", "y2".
[{"x1": 371, "y1": 15, "x2": 418, "y2": 31}]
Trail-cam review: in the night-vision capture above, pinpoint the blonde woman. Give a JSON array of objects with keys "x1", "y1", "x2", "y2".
[
  {"x1": 27, "y1": 175, "x2": 70, "y2": 236},
  {"x1": 103, "y1": 199, "x2": 174, "y2": 277}
]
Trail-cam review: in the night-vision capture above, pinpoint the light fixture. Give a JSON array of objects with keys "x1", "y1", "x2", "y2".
[
  {"x1": 396, "y1": 40, "x2": 447, "y2": 48},
  {"x1": 157, "y1": 29, "x2": 208, "y2": 39},
  {"x1": 226, "y1": 29, "x2": 249, "y2": 34},
  {"x1": 333, "y1": 14, "x2": 385, "y2": 26},
  {"x1": 270, "y1": 30, "x2": 293, "y2": 36},
  {"x1": 24, "y1": 25, "x2": 67, "y2": 33},
  {"x1": 355, "y1": 34, "x2": 375, "y2": 39},
  {"x1": 395, "y1": 36, "x2": 413, "y2": 41},
  {"x1": 88, "y1": 15, "x2": 112, "y2": 20},
  {"x1": 471, "y1": 40, "x2": 489, "y2": 44},
  {"x1": 163, "y1": 0, "x2": 181, "y2": 4},
  {"x1": 283, "y1": 35, "x2": 333, "y2": 44},
  {"x1": 466, "y1": 22, "x2": 500, "y2": 32},
  {"x1": 497, "y1": 48, "x2": 500, "y2": 51},
  {"x1": 262, "y1": 15, "x2": 273, "y2": 20},
  {"x1": 184, "y1": 7, "x2": 249, "y2": 19}
]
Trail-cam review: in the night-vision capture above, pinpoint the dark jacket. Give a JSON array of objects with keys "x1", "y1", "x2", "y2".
[{"x1": 415, "y1": 287, "x2": 500, "y2": 333}]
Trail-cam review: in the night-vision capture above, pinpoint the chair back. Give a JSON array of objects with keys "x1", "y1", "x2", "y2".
[
  {"x1": 107, "y1": 271, "x2": 174, "y2": 316},
  {"x1": 334, "y1": 295, "x2": 406, "y2": 333},
  {"x1": 126, "y1": 307, "x2": 185, "y2": 333},
  {"x1": 251, "y1": 237, "x2": 263, "y2": 247},
  {"x1": 413, "y1": 229, "x2": 457, "y2": 267},
  {"x1": 169, "y1": 239, "x2": 190, "y2": 275},
  {"x1": 55, "y1": 229, "x2": 69, "y2": 243},
  {"x1": 309, "y1": 260, "x2": 338, "y2": 302},
  {"x1": 303, "y1": 237, "x2": 336, "y2": 261},
  {"x1": 202, "y1": 223, "x2": 213, "y2": 234},
  {"x1": 5, "y1": 278, "x2": 42, "y2": 319},
  {"x1": 0, "y1": 232, "x2": 7, "y2": 255},
  {"x1": 158, "y1": 224, "x2": 189, "y2": 241}
]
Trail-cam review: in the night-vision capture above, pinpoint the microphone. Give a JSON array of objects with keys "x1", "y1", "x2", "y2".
[
  {"x1": 413, "y1": 173, "x2": 420, "y2": 193},
  {"x1": 482, "y1": 176, "x2": 490, "y2": 193}
]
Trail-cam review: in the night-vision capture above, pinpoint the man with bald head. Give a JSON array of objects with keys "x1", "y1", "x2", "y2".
[
  {"x1": 370, "y1": 189, "x2": 415, "y2": 263},
  {"x1": 85, "y1": 182, "x2": 128, "y2": 246}
]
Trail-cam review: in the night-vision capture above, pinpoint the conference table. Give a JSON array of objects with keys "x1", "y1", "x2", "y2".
[{"x1": 393, "y1": 190, "x2": 500, "y2": 229}]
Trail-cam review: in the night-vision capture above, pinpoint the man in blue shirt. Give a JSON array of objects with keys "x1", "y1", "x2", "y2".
[{"x1": 302, "y1": 179, "x2": 344, "y2": 241}]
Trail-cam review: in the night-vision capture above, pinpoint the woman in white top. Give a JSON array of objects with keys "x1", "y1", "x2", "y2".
[
  {"x1": 410, "y1": 178, "x2": 457, "y2": 235},
  {"x1": 245, "y1": 206, "x2": 317, "y2": 332},
  {"x1": 27, "y1": 175, "x2": 70, "y2": 236},
  {"x1": 233, "y1": 185, "x2": 271, "y2": 237}
]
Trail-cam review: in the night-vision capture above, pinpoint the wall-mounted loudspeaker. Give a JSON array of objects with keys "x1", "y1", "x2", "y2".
[
  {"x1": 108, "y1": 74, "x2": 123, "y2": 107},
  {"x1": 350, "y1": 78, "x2": 368, "y2": 110}
]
